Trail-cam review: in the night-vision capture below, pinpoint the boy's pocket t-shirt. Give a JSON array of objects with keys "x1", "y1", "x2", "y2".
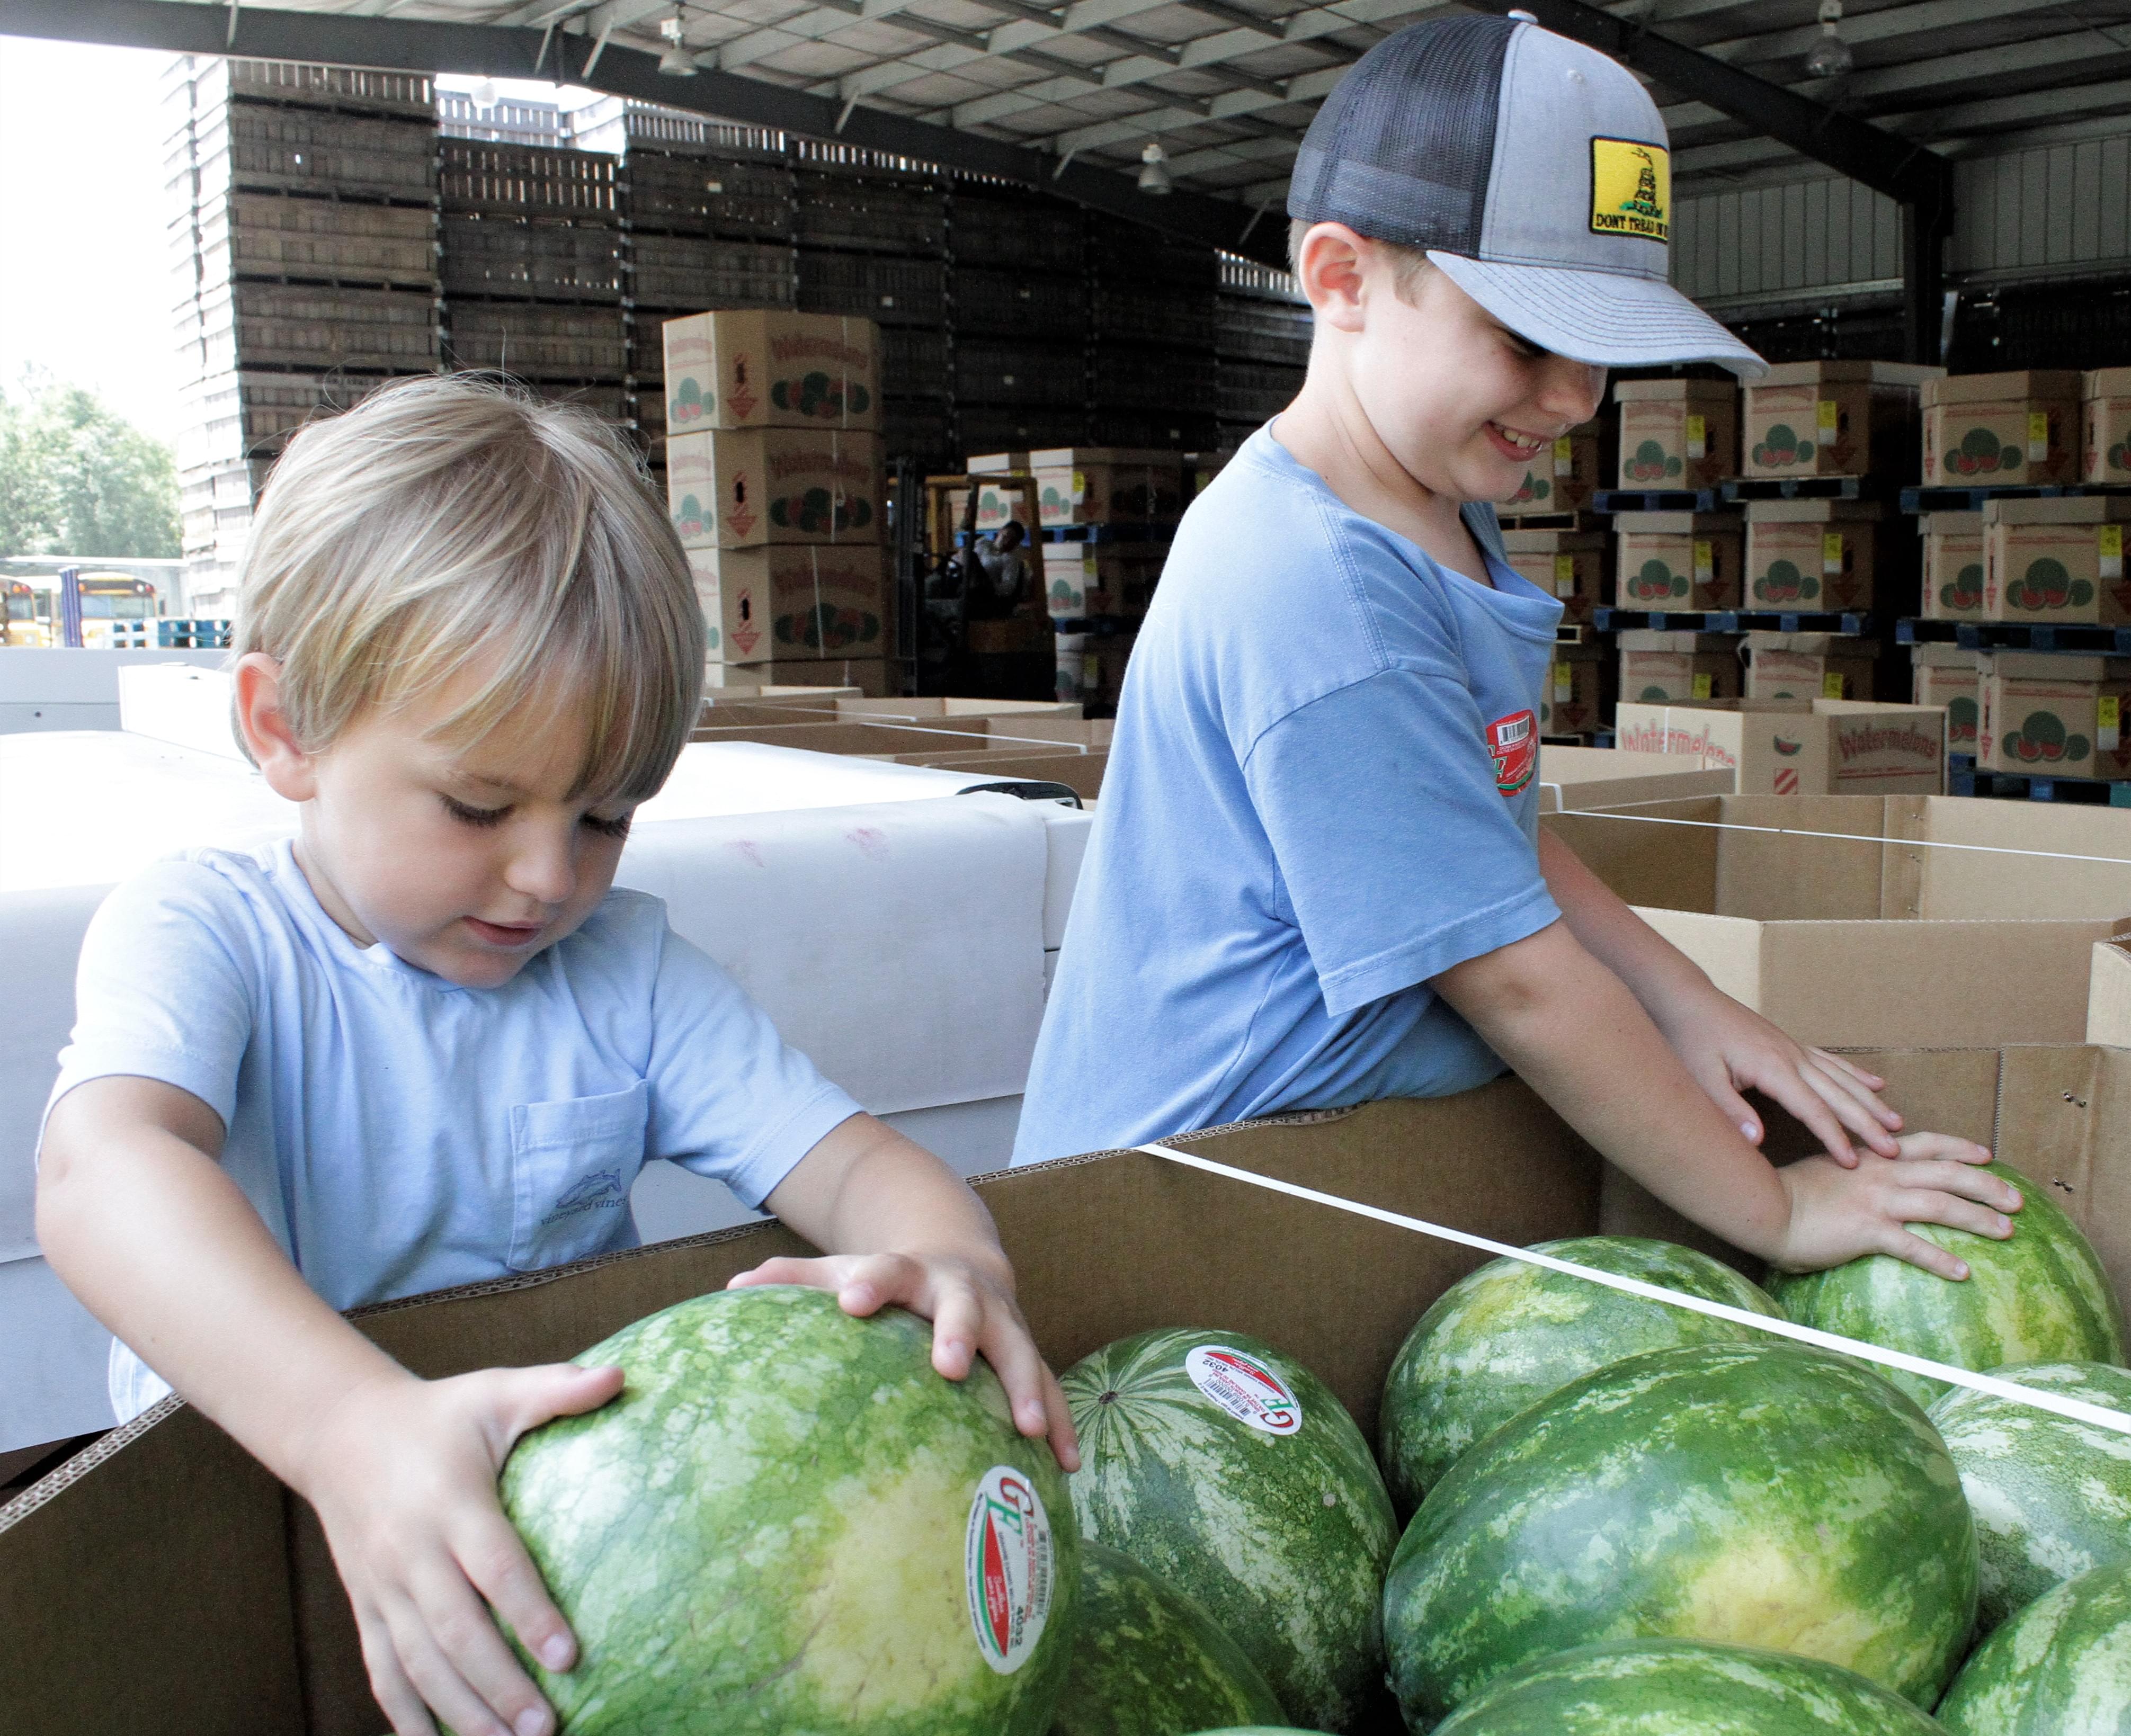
[
  {"x1": 48, "y1": 840, "x2": 861, "y2": 1417},
  {"x1": 1013, "y1": 423, "x2": 1565, "y2": 1163}
]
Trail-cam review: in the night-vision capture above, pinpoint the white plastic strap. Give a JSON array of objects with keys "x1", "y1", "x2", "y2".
[
  {"x1": 1134, "y1": 1142, "x2": 2131, "y2": 1435},
  {"x1": 1565, "y1": 808, "x2": 2131, "y2": 872}
]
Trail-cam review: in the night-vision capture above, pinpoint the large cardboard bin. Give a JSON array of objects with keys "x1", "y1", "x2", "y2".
[
  {"x1": 8, "y1": 1053, "x2": 2131, "y2": 1733},
  {"x1": 1544, "y1": 793, "x2": 2131, "y2": 1046}
]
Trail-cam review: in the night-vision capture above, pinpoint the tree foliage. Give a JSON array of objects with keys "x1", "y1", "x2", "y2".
[{"x1": 0, "y1": 373, "x2": 180, "y2": 559}]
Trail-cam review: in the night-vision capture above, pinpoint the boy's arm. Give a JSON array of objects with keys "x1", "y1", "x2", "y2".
[
  {"x1": 37, "y1": 1077, "x2": 617, "y2": 1736},
  {"x1": 1538, "y1": 828, "x2": 1903, "y2": 1163},
  {"x1": 737, "y1": 1112, "x2": 1079, "y2": 1469},
  {"x1": 1430, "y1": 918, "x2": 2021, "y2": 1276}
]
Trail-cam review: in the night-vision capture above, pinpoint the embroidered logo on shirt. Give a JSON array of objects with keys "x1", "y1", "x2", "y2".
[
  {"x1": 543, "y1": 1168, "x2": 627, "y2": 1225},
  {"x1": 1488, "y1": 709, "x2": 1538, "y2": 796}
]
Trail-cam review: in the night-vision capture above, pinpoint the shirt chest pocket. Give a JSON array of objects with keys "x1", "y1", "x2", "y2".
[{"x1": 507, "y1": 1081, "x2": 651, "y2": 1272}]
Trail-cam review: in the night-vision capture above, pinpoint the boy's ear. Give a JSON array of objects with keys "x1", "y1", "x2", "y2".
[
  {"x1": 233, "y1": 652, "x2": 319, "y2": 802},
  {"x1": 1295, "y1": 222, "x2": 1371, "y2": 331}
]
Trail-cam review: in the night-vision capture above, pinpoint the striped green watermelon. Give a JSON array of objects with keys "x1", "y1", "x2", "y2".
[
  {"x1": 1381, "y1": 1341, "x2": 1977, "y2": 1727},
  {"x1": 1379, "y1": 1236, "x2": 1782, "y2": 1514},
  {"x1": 1927, "y1": 1361, "x2": 2131, "y2": 1633},
  {"x1": 1049, "y1": 1543, "x2": 1283, "y2": 1735},
  {"x1": 1937, "y1": 1562, "x2": 2131, "y2": 1734},
  {"x1": 1766, "y1": 1159, "x2": 2125, "y2": 1408},
  {"x1": 498, "y1": 1286, "x2": 1079, "y2": 1733},
  {"x1": 1061, "y1": 1328, "x2": 1397, "y2": 1732},
  {"x1": 1429, "y1": 1638, "x2": 1948, "y2": 1734}
]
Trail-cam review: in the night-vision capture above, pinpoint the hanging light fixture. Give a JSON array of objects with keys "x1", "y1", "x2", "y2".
[
  {"x1": 658, "y1": 13, "x2": 698, "y2": 76},
  {"x1": 1137, "y1": 139, "x2": 1173, "y2": 195},
  {"x1": 1805, "y1": 0, "x2": 1853, "y2": 79}
]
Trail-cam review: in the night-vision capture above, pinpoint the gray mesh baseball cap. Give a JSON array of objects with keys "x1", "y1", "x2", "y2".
[{"x1": 1288, "y1": 12, "x2": 1766, "y2": 379}]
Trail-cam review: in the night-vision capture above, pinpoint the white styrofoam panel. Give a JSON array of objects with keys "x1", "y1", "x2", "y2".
[{"x1": 0, "y1": 1255, "x2": 116, "y2": 1453}]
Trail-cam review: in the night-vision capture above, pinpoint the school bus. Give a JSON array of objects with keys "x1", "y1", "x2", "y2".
[
  {"x1": 3, "y1": 580, "x2": 46, "y2": 647},
  {"x1": 74, "y1": 574, "x2": 159, "y2": 648}
]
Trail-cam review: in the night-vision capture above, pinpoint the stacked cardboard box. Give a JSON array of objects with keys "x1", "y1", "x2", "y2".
[
  {"x1": 1502, "y1": 527, "x2": 1607, "y2": 624},
  {"x1": 1499, "y1": 417, "x2": 1607, "y2": 518},
  {"x1": 1921, "y1": 370, "x2": 2081, "y2": 487},
  {"x1": 1743, "y1": 632, "x2": 1878, "y2": 702},
  {"x1": 1982, "y1": 495, "x2": 2131, "y2": 624},
  {"x1": 2085, "y1": 368, "x2": 2131, "y2": 484},
  {"x1": 1743, "y1": 500, "x2": 1883, "y2": 614},
  {"x1": 1614, "y1": 379, "x2": 1737, "y2": 490},
  {"x1": 1613, "y1": 512, "x2": 1741, "y2": 611},
  {"x1": 1920, "y1": 511, "x2": 1985, "y2": 620},
  {"x1": 1911, "y1": 643, "x2": 1980, "y2": 757},
  {"x1": 1540, "y1": 640, "x2": 1611, "y2": 739},
  {"x1": 1741, "y1": 361, "x2": 1941, "y2": 480},
  {"x1": 1609, "y1": 699, "x2": 1945, "y2": 797},
  {"x1": 666, "y1": 311, "x2": 889, "y2": 692},
  {"x1": 1616, "y1": 629, "x2": 1742, "y2": 704},
  {"x1": 1977, "y1": 651, "x2": 2131, "y2": 782}
]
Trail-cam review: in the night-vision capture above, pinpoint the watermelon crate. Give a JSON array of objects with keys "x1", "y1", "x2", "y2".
[
  {"x1": 2084, "y1": 366, "x2": 2131, "y2": 485},
  {"x1": 1922, "y1": 370, "x2": 2081, "y2": 486},
  {"x1": 1744, "y1": 498, "x2": 1884, "y2": 615},
  {"x1": 1911, "y1": 642, "x2": 1980, "y2": 755},
  {"x1": 661, "y1": 310, "x2": 880, "y2": 434},
  {"x1": 1922, "y1": 510, "x2": 1986, "y2": 621},
  {"x1": 1613, "y1": 513, "x2": 1741, "y2": 612},
  {"x1": 1982, "y1": 495, "x2": 2131, "y2": 625},
  {"x1": 16, "y1": 1050, "x2": 2131, "y2": 1730},
  {"x1": 1742, "y1": 359, "x2": 1940, "y2": 481},
  {"x1": 1614, "y1": 378, "x2": 1737, "y2": 489},
  {"x1": 1501, "y1": 527, "x2": 1606, "y2": 624}
]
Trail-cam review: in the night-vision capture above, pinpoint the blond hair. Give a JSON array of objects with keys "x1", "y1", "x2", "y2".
[
  {"x1": 1288, "y1": 218, "x2": 1435, "y2": 302},
  {"x1": 236, "y1": 373, "x2": 703, "y2": 804}
]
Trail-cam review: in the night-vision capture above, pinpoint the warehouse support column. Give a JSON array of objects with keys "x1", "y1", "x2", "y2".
[{"x1": 1902, "y1": 195, "x2": 1956, "y2": 368}]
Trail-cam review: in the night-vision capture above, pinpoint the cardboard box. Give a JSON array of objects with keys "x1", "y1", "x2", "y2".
[
  {"x1": 1982, "y1": 495, "x2": 2131, "y2": 624},
  {"x1": 1041, "y1": 542, "x2": 1167, "y2": 622},
  {"x1": 2083, "y1": 366, "x2": 2131, "y2": 485},
  {"x1": 1743, "y1": 499, "x2": 1883, "y2": 614},
  {"x1": 1911, "y1": 642, "x2": 1979, "y2": 755},
  {"x1": 1539, "y1": 641, "x2": 1610, "y2": 737},
  {"x1": 1743, "y1": 632, "x2": 1878, "y2": 702},
  {"x1": 661, "y1": 311, "x2": 880, "y2": 433},
  {"x1": 1921, "y1": 370, "x2": 2081, "y2": 486},
  {"x1": 668, "y1": 429, "x2": 884, "y2": 549},
  {"x1": 1501, "y1": 528, "x2": 1607, "y2": 623},
  {"x1": 1977, "y1": 650, "x2": 2131, "y2": 780},
  {"x1": 889, "y1": 748, "x2": 1109, "y2": 801},
  {"x1": 1617, "y1": 629, "x2": 1742, "y2": 704},
  {"x1": 2087, "y1": 933, "x2": 2131, "y2": 1044},
  {"x1": 1028, "y1": 449, "x2": 1185, "y2": 527},
  {"x1": 1613, "y1": 513, "x2": 1741, "y2": 611},
  {"x1": 689, "y1": 545, "x2": 887, "y2": 669},
  {"x1": 1611, "y1": 698, "x2": 1944, "y2": 797},
  {"x1": 1546, "y1": 794, "x2": 2131, "y2": 1044},
  {"x1": 1499, "y1": 422, "x2": 1602, "y2": 515},
  {"x1": 1614, "y1": 378, "x2": 1737, "y2": 489},
  {"x1": 1535, "y1": 744, "x2": 1733, "y2": 810},
  {"x1": 698, "y1": 657, "x2": 891, "y2": 696},
  {"x1": 16, "y1": 1056, "x2": 2131, "y2": 1731},
  {"x1": 1920, "y1": 511, "x2": 1986, "y2": 620},
  {"x1": 832, "y1": 697, "x2": 1081, "y2": 724},
  {"x1": 689, "y1": 716, "x2": 992, "y2": 754},
  {"x1": 1742, "y1": 360, "x2": 1941, "y2": 480},
  {"x1": 966, "y1": 451, "x2": 1031, "y2": 474}
]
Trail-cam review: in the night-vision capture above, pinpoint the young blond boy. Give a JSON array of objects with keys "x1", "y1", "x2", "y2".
[
  {"x1": 37, "y1": 376, "x2": 1075, "y2": 1736},
  {"x1": 1016, "y1": 15, "x2": 2022, "y2": 1278}
]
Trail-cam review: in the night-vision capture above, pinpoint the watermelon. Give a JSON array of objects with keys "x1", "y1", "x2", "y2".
[
  {"x1": 1061, "y1": 1328, "x2": 1397, "y2": 1732},
  {"x1": 1381, "y1": 1341, "x2": 1977, "y2": 1727},
  {"x1": 1378, "y1": 1236, "x2": 1782, "y2": 1514},
  {"x1": 1927, "y1": 1360, "x2": 2131, "y2": 1632},
  {"x1": 498, "y1": 1286, "x2": 1080, "y2": 1733},
  {"x1": 1049, "y1": 1543, "x2": 1283, "y2": 1736},
  {"x1": 1937, "y1": 1562, "x2": 2131, "y2": 1734},
  {"x1": 1766, "y1": 1159, "x2": 2125, "y2": 1408},
  {"x1": 1429, "y1": 1638, "x2": 1948, "y2": 1734}
]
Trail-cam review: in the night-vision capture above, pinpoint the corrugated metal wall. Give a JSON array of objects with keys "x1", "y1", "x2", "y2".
[{"x1": 1672, "y1": 127, "x2": 2131, "y2": 311}]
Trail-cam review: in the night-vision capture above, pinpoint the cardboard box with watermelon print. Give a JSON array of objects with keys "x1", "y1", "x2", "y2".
[
  {"x1": 1041, "y1": 542, "x2": 1167, "y2": 622},
  {"x1": 1538, "y1": 640, "x2": 1610, "y2": 738},
  {"x1": 1920, "y1": 511, "x2": 1986, "y2": 620},
  {"x1": 1501, "y1": 527, "x2": 1607, "y2": 624},
  {"x1": 1921, "y1": 370, "x2": 2081, "y2": 486},
  {"x1": 1976, "y1": 650, "x2": 2131, "y2": 781},
  {"x1": 1982, "y1": 495, "x2": 2131, "y2": 624},
  {"x1": 1613, "y1": 378, "x2": 1736, "y2": 490},
  {"x1": 1616, "y1": 629, "x2": 1741, "y2": 705},
  {"x1": 1028, "y1": 449, "x2": 1186, "y2": 528},
  {"x1": 689, "y1": 544, "x2": 889, "y2": 673},
  {"x1": 1743, "y1": 499, "x2": 1883, "y2": 614},
  {"x1": 661, "y1": 311, "x2": 880, "y2": 433},
  {"x1": 2084, "y1": 368, "x2": 2131, "y2": 485},
  {"x1": 1742, "y1": 632, "x2": 1878, "y2": 702},
  {"x1": 1610, "y1": 698, "x2": 1943, "y2": 797},
  {"x1": 667, "y1": 428, "x2": 885, "y2": 550},
  {"x1": 1498, "y1": 420, "x2": 1604, "y2": 517},
  {"x1": 1742, "y1": 360, "x2": 1941, "y2": 480},
  {"x1": 1612, "y1": 513, "x2": 1742, "y2": 611},
  {"x1": 1911, "y1": 643, "x2": 1980, "y2": 756}
]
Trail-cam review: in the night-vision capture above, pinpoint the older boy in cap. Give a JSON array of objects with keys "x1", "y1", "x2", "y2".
[{"x1": 1016, "y1": 13, "x2": 2020, "y2": 1279}]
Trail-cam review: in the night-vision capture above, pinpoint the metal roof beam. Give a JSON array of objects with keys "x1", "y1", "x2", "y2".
[{"x1": 6, "y1": 0, "x2": 1291, "y2": 263}]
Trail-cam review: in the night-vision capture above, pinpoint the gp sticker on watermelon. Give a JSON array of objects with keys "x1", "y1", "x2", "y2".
[
  {"x1": 1185, "y1": 1344, "x2": 1304, "y2": 1435},
  {"x1": 965, "y1": 1466, "x2": 1056, "y2": 1675}
]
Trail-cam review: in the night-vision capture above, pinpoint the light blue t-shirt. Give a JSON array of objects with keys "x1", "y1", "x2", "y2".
[
  {"x1": 1013, "y1": 424, "x2": 1565, "y2": 1164},
  {"x1": 50, "y1": 840, "x2": 862, "y2": 1417}
]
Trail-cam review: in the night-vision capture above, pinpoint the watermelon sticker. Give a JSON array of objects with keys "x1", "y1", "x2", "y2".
[
  {"x1": 964, "y1": 1466, "x2": 1055, "y2": 1675},
  {"x1": 1487, "y1": 709, "x2": 1537, "y2": 797},
  {"x1": 1186, "y1": 1345, "x2": 1304, "y2": 1436}
]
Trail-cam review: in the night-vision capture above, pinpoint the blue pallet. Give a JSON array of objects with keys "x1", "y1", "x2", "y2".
[
  {"x1": 1901, "y1": 482, "x2": 2131, "y2": 513},
  {"x1": 1592, "y1": 488, "x2": 1723, "y2": 514},
  {"x1": 1896, "y1": 618, "x2": 2131, "y2": 654},
  {"x1": 1720, "y1": 476, "x2": 1870, "y2": 502},
  {"x1": 1595, "y1": 608, "x2": 1873, "y2": 636},
  {"x1": 1948, "y1": 765, "x2": 2131, "y2": 805}
]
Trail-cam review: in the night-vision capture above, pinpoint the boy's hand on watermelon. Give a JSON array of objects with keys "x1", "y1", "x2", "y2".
[
  {"x1": 742, "y1": 1111, "x2": 1081, "y2": 1471},
  {"x1": 300, "y1": 1361, "x2": 623, "y2": 1736},
  {"x1": 1771, "y1": 1133, "x2": 2018, "y2": 1279}
]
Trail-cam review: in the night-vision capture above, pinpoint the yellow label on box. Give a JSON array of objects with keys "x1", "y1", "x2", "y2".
[
  {"x1": 1589, "y1": 137, "x2": 1671, "y2": 241},
  {"x1": 1553, "y1": 553, "x2": 1577, "y2": 597},
  {"x1": 2028, "y1": 410, "x2": 2050, "y2": 461},
  {"x1": 1692, "y1": 538, "x2": 1713, "y2": 581},
  {"x1": 1822, "y1": 531, "x2": 1845, "y2": 575},
  {"x1": 1553, "y1": 436, "x2": 1574, "y2": 477},
  {"x1": 2104, "y1": 525, "x2": 2125, "y2": 581},
  {"x1": 1816, "y1": 398, "x2": 1839, "y2": 434},
  {"x1": 1685, "y1": 414, "x2": 1707, "y2": 460},
  {"x1": 1691, "y1": 672, "x2": 1714, "y2": 700},
  {"x1": 1822, "y1": 670, "x2": 1847, "y2": 699},
  {"x1": 1553, "y1": 661, "x2": 1573, "y2": 700},
  {"x1": 1071, "y1": 469, "x2": 1086, "y2": 498},
  {"x1": 2103, "y1": 695, "x2": 2123, "y2": 753}
]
